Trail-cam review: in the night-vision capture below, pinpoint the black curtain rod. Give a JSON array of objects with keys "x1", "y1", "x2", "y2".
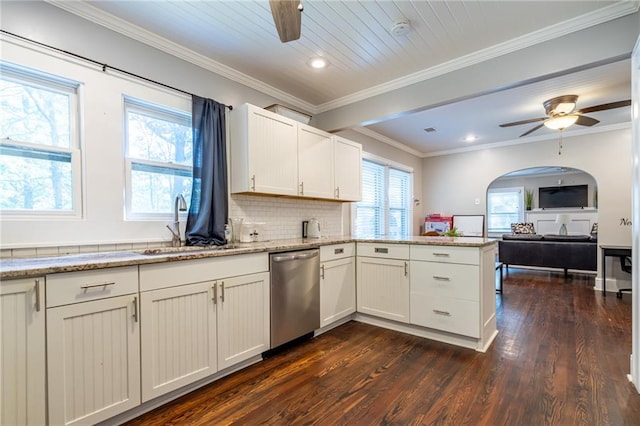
[{"x1": 1, "y1": 30, "x2": 233, "y2": 111}]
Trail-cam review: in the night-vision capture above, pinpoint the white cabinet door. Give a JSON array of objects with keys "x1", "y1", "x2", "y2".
[
  {"x1": 298, "y1": 124, "x2": 334, "y2": 199},
  {"x1": 140, "y1": 281, "x2": 217, "y2": 402},
  {"x1": 334, "y1": 136, "x2": 362, "y2": 201},
  {"x1": 231, "y1": 104, "x2": 298, "y2": 196},
  {"x1": 320, "y1": 257, "x2": 356, "y2": 327},
  {"x1": 356, "y1": 257, "x2": 410, "y2": 323},
  {"x1": 1, "y1": 277, "x2": 45, "y2": 426},
  {"x1": 47, "y1": 295, "x2": 141, "y2": 426},
  {"x1": 217, "y1": 272, "x2": 270, "y2": 370}
]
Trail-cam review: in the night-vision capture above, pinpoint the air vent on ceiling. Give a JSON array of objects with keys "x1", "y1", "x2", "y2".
[{"x1": 423, "y1": 127, "x2": 436, "y2": 133}]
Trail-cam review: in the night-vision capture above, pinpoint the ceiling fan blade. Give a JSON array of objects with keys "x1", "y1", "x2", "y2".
[
  {"x1": 520, "y1": 123, "x2": 544, "y2": 137},
  {"x1": 576, "y1": 100, "x2": 631, "y2": 114},
  {"x1": 499, "y1": 117, "x2": 546, "y2": 128},
  {"x1": 575, "y1": 115, "x2": 599, "y2": 127},
  {"x1": 269, "y1": 0, "x2": 301, "y2": 43}
]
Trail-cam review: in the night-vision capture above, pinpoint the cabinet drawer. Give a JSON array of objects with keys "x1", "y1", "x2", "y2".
[
  {"x1": 46, "y1": 266, "x2": 138, "y2": 308},
  {"x1": 320, "y1": 243, "x2": 355, "y2": 261},
  {"x1": 410, "y1": 295, "x2": 479, "y2": 338},
  {"x1": 139, "y1": 253, "x2": 268, "y2": 292},
  {"x1": 411, "y1": 261, "x2": 479, "y2": 301},
  {"x1": 357, "y1": 243, "x2": 409, "y2": 260},
  {"x1": 410, "y1": 245, "x2": 479, "y2": 265}
]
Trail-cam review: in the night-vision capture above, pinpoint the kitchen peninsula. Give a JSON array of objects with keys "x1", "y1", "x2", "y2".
[{"x1": 1, "y1": 236, "x2": 497, "y2": 426}]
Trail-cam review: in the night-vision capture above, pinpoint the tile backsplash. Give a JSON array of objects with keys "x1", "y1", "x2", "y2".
[
  {"x1": 1, "y1": 195, "x2": 347, "y2": 258},
  {"x1": 229, "y1": 194, "x2": 345, "y2": 241}
]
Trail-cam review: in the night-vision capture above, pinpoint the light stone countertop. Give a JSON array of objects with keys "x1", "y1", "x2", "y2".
[{"x1": 0, "y1": 236, "x2": 496, "y2": 280}]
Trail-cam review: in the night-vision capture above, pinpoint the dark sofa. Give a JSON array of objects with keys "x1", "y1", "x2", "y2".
[{"x1": 498, "y1": 234, "x2": 597, "y2": 277}]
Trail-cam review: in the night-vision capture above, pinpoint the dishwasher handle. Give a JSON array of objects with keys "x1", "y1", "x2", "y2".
[{"x1": 271, "y1": 250, "x2": 319, "y2": 263}]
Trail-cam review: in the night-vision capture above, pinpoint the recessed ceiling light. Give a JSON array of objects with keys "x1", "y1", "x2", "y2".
[
  {"x1": 309, "y1": 57, "x2": 327, "y2": 69},
  {"x1": 464, "y1": 135, "x2": 477, "y2": 142}
]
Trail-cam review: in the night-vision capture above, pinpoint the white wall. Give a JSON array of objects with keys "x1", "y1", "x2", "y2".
[
  {"x1": 422, "y1": 127, "x2": 633, "y2": 284},
  {"x1": 335, "y1": 129, "x2": 424, "y2": 235}
]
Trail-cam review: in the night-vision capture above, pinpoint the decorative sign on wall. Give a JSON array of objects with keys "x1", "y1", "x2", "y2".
[{"x1": 620, "y1": 218, "x2": 632, "y2": 226}]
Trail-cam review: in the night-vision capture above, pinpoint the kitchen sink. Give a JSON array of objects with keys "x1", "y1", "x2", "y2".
[{"x1": 138, "y1": 244, "x2": 238, "y2": 255}]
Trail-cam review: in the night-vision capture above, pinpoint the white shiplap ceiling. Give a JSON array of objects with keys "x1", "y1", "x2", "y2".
[{"x1": 48, "y1": 0, "x2": 637, "y2": 156}]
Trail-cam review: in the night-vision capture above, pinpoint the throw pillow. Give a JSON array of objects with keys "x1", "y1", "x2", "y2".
[
  {"x1": 511, "y1": 222, "x2": 536, "y2": 234},
  {"x1": 590, "y1": 222, "x2": 598, "y2": 235}
]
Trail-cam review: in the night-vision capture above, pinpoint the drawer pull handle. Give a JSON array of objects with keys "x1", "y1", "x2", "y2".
[
  {"x1": 334, "y1": 248, "x2": 344, "y2": 254},
  {"x1": 433, "y1": 276, "x2": 451, "y2": 281},
  {"x1": 212, "y1": 282, "x2": 217, "y2": 305},
  {"x1": 251, "y1": 175, "x2": 256, "y2": 191},
  {"x1": 220, "y1": 282, "x2": 225, "y2": 302},
  {"x1": 432, "y1": 253, "x2": 450, "y2": 257},
  {"x1": 80, "y1": 282, "x2": 116, "y2": 292},
  {"x1": 404, "y1": 262, "x2": 408, "y2": 277},
  {"x1": 374, "y1": 248, "x2": 388, "y2": 254},
  {"x1": 433, "y1": 309, "x2": 451, "y2": 316},
  {"x1": 35, "y1": 279, "x2": 41, "y2": 312},
  {"x1": 132, "y1": 296, "x2": 138, "y2": 322},
  {"x1": 320, "y1": 264, "x2": 325, "y2": 279}
]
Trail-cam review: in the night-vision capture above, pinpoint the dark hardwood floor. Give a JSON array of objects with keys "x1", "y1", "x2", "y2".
[{"x1": 126, "y1": 268, "x2": 639, "y2": 425}]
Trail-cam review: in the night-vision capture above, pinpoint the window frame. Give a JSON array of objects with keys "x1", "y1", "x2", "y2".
[
  {"x1": 487, "y1": 186, "x2": 525, "y2": 234},
  {"x1": 123, "y1": 96, "x2": 193, "y2": 221},
  {"x1": 353, "y1": 153, "x2": 413, "y2": 238},
  {"x1": 0, "y1": 62, "x2": 83, "y2": 219}
]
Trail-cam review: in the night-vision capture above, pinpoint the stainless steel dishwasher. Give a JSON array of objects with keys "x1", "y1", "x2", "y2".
[{"x1": 269, "y1": 249, "x2": 320, "y2": 349}]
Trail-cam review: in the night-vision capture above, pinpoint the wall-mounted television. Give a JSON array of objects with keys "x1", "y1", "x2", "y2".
[{"x1": 538, "y1": 184, "x2": 588, "y2": 209}]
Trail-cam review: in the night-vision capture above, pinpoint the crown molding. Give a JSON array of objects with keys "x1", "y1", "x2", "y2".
[
  {"x1": 351, "y1": 128, "x2": 424, "y2": 158},
  {"x1": 421, "y1": 122, "x2": 632, "y2": 158},
  {"x1": 315, "y1": 1, "x2": 639, "y2": 113},
  {"x1": 45, "y1": 0, "x2": 318, "y2": 114}
]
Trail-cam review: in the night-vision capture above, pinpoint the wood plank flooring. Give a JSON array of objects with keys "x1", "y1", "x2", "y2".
[{"x1": 125, "y1": 268, "x2": 640, "y2": 425}]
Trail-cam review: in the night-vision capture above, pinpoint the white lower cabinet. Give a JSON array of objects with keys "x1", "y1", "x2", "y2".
[
  {"x1": 216, "y1": 272, "x2": 270, "y2": 370},
  {"x1": 46, "y1": 267, "x2": 141, "y2": 426},
  {"x1": 140, "y1": 281, "x2": 217, "y2": 402},
  {"x1": 356, "y1": 244, "x2": 410, "y2": 323},
  {"x1": 320, "y1": 244, "x2": 356, "y2": 327},
  {"x1": 47, "y1": 295, "x2": 141, "y2": 426},
  {"x1": 409, "y1": 244, "x2": 497, "y2": 348},
  {"x1": 139, "y1": 254, "x2": 270, "y2": 401},
  {"x1": 0, "y1": 277, "x2": 46, "y2": 426}
]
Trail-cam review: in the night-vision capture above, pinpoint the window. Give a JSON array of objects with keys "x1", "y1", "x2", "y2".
[
  {"x1": 124, "y1": 97, "x2": 192, "y2": 219},
  {"x1": 0, "y1": 62, "x2": 81, "y2": 216},
  {"x1": 487, "y1": 187, "x2": 524, "y2": 234},
  {"x1": 354, "y1": 156, "x2": 412, "y2": 238}
]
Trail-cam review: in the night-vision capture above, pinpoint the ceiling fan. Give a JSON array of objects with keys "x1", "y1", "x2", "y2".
[
  {"x1": 499, "y1": 95, "x2": 631, "y2": 137},
  {"x1": 269, "y1": 0, "x2": 303, "y2": 43}
]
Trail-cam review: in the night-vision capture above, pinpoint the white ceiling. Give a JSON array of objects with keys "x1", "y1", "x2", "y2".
[{"x1": 49, "y1": 0, "x2": 637, "y2": 156}]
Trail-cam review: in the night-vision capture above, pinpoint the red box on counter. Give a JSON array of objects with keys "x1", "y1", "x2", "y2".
[{"x1": 424, "y1": 214, "x2": 453, "y2": 233}]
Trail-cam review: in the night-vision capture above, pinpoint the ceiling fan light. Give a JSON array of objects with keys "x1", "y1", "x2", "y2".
[{"x1": 544, "y1": 114, "x2": 579, "y2": 130}]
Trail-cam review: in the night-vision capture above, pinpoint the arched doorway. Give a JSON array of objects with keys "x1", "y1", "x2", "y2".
[{"x1": 486, "y1": 166, "x2": 598, "y2": 239}]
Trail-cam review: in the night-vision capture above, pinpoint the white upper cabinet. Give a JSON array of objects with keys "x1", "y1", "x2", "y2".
[
  {"x1": 333, "y1": 136, "x2": 362, "y2": 201},
  {"x1": 230, "y1": 103, "x2": 298, "y2": 196},
  {"x1": 231, "y1": 103, "x2": 362, "y2": 202},
  {"x1": 298, "y1": 124, "x2": 334, "y2": 199}
]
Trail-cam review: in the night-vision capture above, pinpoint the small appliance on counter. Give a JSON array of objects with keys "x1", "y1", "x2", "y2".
[
  {"x1": 302, "y1": 218, "x2": 321, "y2": 239},
  {"x1": 240, "y1": 222, "x2": 266, "y2": 242}
]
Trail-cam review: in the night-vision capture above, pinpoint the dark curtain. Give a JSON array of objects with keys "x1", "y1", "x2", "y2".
[{"x1": 185, "y1": 95, "x2": 228, "y2": 246}]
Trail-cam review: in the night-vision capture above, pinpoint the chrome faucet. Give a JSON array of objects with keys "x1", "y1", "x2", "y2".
[{"x1": 166, "y1": 194, "x2": 187, "y2": 247}]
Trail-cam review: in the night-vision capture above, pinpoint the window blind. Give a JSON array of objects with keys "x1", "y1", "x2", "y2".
[{"x1": 355, "y1": 158, "x2": 412, "y2": 238}]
